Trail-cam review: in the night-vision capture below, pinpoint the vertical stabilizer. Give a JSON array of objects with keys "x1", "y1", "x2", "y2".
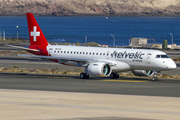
[{"x1": 26, "y1": 13, "x2": 48, "y2": 47}]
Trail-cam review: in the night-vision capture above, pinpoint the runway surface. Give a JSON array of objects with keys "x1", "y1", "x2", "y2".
[
  {"x1": 0, "y1": 72, "x2": 180, "y2": 97},
  {"x1": 0, "y1": 73, "x2": 180, "y2": 120}
]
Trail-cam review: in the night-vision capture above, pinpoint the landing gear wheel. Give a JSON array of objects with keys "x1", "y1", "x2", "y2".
[
  {"x1": 110, "y1": 72, "x2": 119, "y2": 79},
  {"x1": 152, "y1": 77, "x2": 158, "y2": 81},
  {"x1": 80, "y1": 73, "x2": 85, "y2": 79},
  {"x1": 152, "y1": 74, "x2": 158, "y2": 81},
  {"x1": 80, "y1": 73, "x2": 89, "y2": 79},
  {"x1": 152, "y1": 70, "x2": 158, "y2": 81},
  {"x1": 84, "y1": 74, "x2": 89, "y2": 79},
  {"x1": 114, "y1": 72, "x2": 119, "y2": 79},
  {"x1": 110, "y1": 72, "x2": 115, "y2": 79}
]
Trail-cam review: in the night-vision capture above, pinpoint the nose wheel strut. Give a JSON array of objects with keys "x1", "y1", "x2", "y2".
[{"x1": 152, "y1": 72, "x2": 158, "y2": 81}]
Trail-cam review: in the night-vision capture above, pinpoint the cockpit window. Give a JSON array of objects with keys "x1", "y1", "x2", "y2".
[
  {"x1": 156, "y1": 54, "x2": 170, "y2": 58},
  {"x1": 161, "y1": 55, "x2": 170, "y2": 58},
  {"x1": 156, "y1": 55, "x2": 160, "y2": 58}
]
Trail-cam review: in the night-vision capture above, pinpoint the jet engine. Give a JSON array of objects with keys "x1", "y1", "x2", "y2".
[
  {"x1": 132, "y1": 70, "x2": 154, "y2": 77},
  {"x1": 87, "y1": 62, "x2": 112, "y2": 77}
]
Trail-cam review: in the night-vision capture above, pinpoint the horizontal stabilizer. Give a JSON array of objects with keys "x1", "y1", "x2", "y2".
[{"x1": 4, "y1": 44, "x2": 39, "y2": 52}]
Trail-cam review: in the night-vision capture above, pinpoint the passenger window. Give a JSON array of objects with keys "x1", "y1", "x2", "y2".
[
  {"x1": 100, "y1": 53, "x2": 102, "y2": 55},
  {"x1": 86, "y1": 52, "x2": 88, "y2": 54},
  {"x1": 64, "y1": 51, "x2": 66, "y2": 53},
  {"x1": 54, "y1": 51, "x2": 56, "y2": 53},
  {"x1": 71, "y1": 51, "x2": 72, "y2": 54},
  {"x1": 83, "y1": 52, "x2": 85, "y2": 54},
  {"x1": 61, "y1": 51, "x2": 63, "y2": 53},
  {"x1": 74, "y1": 52, "x2": 76, "y2": 54},
  {"x1": 93, "y1": 53, "x2": 95, "y2": 55},
  {"x1": 80, "y1": 52, "x2": 82, "y2": 54},
  {"x1": 89, "y1": 52, "x2": 91, "y2": 55},
  {"x1": 103, "y1": 53, "x2": 105, "y2": 55},
  {"x1": 77, "y1": 52, "x2": 79, "y2": 54},
  {"x1": 67, "y1": 51, "x2": 69, "y2": 53},
  {"x1": 57, "y1": 51, "x2": 59, "y2": 53},
  {"x1": 96, "y1": 53, "x2": 98, "y2": 55}
]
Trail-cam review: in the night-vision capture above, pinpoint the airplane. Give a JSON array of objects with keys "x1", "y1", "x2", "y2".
[{"x1": 5, "y1": 13, "x2": 177, "y2": 81}]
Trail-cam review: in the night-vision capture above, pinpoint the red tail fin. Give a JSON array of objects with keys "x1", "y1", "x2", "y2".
[{"x1": 26, "y1": 13, "x2": 48, "y2": 47}]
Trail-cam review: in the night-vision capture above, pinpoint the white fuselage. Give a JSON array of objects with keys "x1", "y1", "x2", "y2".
[{"x1": 46, "y1": 45, "x2": 176, "y2": 72}]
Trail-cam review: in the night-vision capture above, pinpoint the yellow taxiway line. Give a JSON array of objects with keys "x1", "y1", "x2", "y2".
[
  {"x1": 47, "y1": 77, "x2": 149, "y2": 82},
  {"x1": 100, "y1": 79, "x2": 149, "y2": 82}
]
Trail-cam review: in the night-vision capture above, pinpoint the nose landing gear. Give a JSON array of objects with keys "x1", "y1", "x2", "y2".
[{"x1": 152, "y1": 71, "x2": 158, "y2": 81}]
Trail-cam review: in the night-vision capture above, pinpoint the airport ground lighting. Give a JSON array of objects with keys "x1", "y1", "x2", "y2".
[
  {"x1": 111, "y1": 34, "x2": 115, "y2": 47},
  {"x1": 170, "y1": 33, "x2": 173, "y2": 45},
  {"x1": 16, "y1": 26, "x2": 18, "y2": 41}
]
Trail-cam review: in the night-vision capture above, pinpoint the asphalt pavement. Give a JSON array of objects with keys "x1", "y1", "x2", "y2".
[{"x1": 0, "y1": 72, "x2": 180, "y2": 97}]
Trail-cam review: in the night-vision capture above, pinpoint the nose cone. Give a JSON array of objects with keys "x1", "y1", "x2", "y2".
[{"x1": 167, "y1": 61, "x2": 177, "y2": 69}]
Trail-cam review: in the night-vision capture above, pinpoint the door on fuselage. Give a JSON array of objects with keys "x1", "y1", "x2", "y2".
[
  {"x1": 146, "y1": 53, "x2": 151, "y2": 64},
  {"x1": 48, "y1": 47, "x2": 54, "y2": 56}
]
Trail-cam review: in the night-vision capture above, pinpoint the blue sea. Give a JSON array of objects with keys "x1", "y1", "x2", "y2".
[{"x1": 0, "y1": 16, "x2": 180, "y2": 46}]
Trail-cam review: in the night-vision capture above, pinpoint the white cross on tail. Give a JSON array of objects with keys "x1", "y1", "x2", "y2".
[{"x1": 31, "y1": 26, "x2": 40, "y2": 42}]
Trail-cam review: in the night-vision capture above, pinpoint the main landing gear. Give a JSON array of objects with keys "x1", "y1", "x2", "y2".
[
  {"x1": 80, "y1": 73, "x2": 89, "y2": 79},
  {"x1": 110, "y1": 72, "x2": 119, "y2": 79}
]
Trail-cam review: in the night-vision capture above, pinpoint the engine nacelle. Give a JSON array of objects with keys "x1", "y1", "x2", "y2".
[
  {"x1": 87, "y1": 62, "x2": 112, "y2": 77},
  {"x1": 132, "y1": 70, "x2": 154, "y2": 77}
]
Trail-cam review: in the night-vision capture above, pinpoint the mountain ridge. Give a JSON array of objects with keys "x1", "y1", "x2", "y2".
[{"x1": 0, "y1": 0, "x2": 180, "y2": 16}]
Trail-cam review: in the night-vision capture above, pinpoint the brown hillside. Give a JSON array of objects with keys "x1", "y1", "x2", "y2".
[{"x1": 0, "y1": 0, "x2": 180, "y2": 16}]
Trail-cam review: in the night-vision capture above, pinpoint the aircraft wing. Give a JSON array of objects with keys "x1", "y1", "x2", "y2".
[
  {"x1": 17, "y1": 54, "x2": 116, "y2": 66},
  {"x1": 17, "y1": 54, "x2": 94, "y2": 62},
  {"x1": 4, "y1": 44, "x2": 39, "y2": 52}
]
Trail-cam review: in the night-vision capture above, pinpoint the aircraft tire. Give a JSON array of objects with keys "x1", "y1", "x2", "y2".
[
  {"x1": 80, "y1": 73, "x2": 85, "y2": 79},
  {"x1": 85, "y1": 74, "x2": 89, "y2": 79},
  {"x1": 152, "y1": 77, "x2": 158, "y2": 81},
  {"x1": 80, "y1": 73, "x2": 89, "y2": 79},
  {"x1": 115, "y1": 72, "x2": 119, "y2": 79},
  {"x1": 110, "y1": 72, "x2": 115, "y2": 79}
]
